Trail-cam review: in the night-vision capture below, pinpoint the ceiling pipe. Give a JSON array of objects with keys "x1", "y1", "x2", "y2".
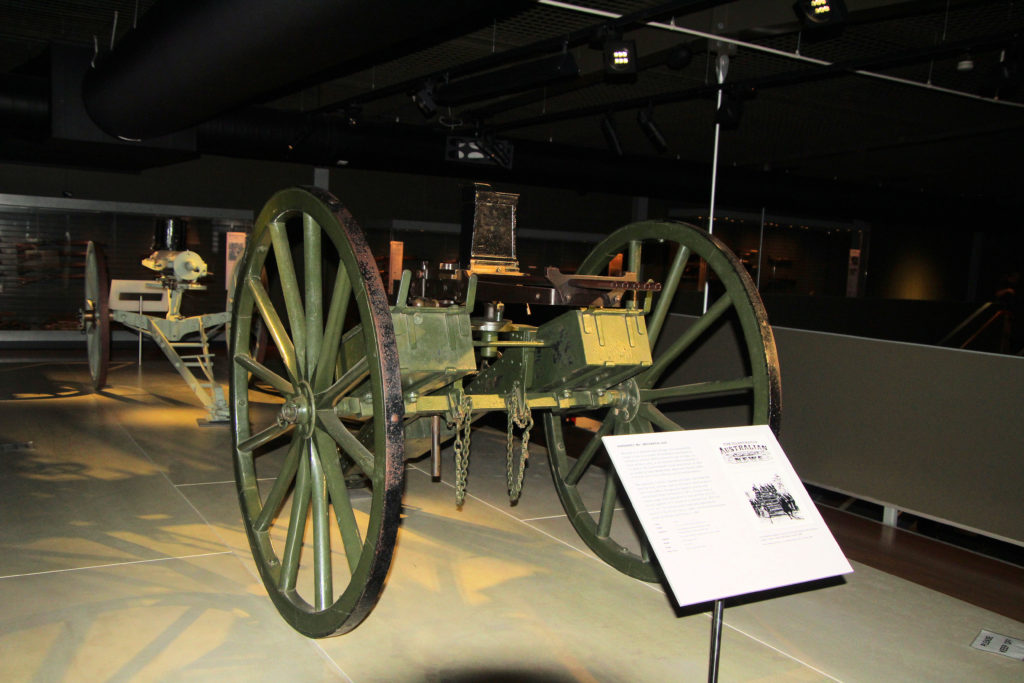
[
  {"x1": 0, "y1": 74, "x2": 49, "y2": 131},
  {"x1": 81, "y1": 0, "x2": 530, "y2": 141},
  {"x1": 0, "y1": 79, "x2": 1017, "y2": 225}
]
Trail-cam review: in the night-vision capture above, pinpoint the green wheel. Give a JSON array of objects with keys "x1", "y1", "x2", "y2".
[
  {"x1": 544, "y1": 220, "x2": 781, "y2": 581},
  {"x1": 82, "y1": 241, "x2": 110, "y2": 391},
  {"x1": 230, "y1": 187, "x2": 404, "y2": 638}
]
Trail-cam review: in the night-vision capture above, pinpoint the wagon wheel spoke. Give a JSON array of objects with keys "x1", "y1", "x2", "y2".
[
  {"x1": 304, "y1": 214, "x2": 324, "y2": 374},
  {"x1": 313, "y1": 261, "x2": 352, "y2": 392},
  {"x1": 269, "y1": 220, "x2": 308, "y2": 377},
  {"x1": 565, "y1": 411, "x2": 615, "y2": 486},
  {"x1": 315, "y1": 430, "x2": 363, "y2": 572},
  {"x1": 596, "y1": 467, "x2": 618, "y2": 539},
  {"x1": 279, "y1": 451, "x2": 311, "y2": 592},
  {"x1": 646, "y1": 246, "x2": 690, "y2": 347},
  {"x1": 232, "y1": 354, "x2": 294, "y2": 396},
  {"x1": 642, "y1": 292, "x2": 732, "y2": 387},
  {"x1": 254, "y1": 436, "x2": 303, "y2": 532},
  {"x1": 317, "y1": 345, "x2": 367, "y2": 407},
  {"x1": 640, "y1": 377, "x2": 755, "y2": 404},
  {"x1": 316, "y1": 409, "x2": 375, "y2": 479},
  {"x1": 626, "y1": 239, "x2": 642, "y2": 277},
  {"x1": 308, "y1": 438, "x2": 333, "y2": 611},
  {"x1": 247, "y1": 275, "x2": 299, "y2": 384},
  {"x1": 636, "y1": 403, "x2": 682, "y2": 432},
  {"x1": 237, "y1": 421, "x2": 293, "y2": 454}
]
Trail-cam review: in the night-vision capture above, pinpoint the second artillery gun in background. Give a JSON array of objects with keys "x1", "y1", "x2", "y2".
[
  {"x1": 80, "y1": 218, "x2": 231, "y2": 422},
  {"x1": 229, "y1": 183, "x2": 781, "y2": 637}
]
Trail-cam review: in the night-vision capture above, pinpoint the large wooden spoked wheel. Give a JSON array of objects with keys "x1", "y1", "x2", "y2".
[
  {"x1": 544, "y1": 221, "x2": 781, "y2": 581},
  {"x1": 83, "y1": 241, "x2": 110, "y2": 391},
  {"x1": 229, "y1": 187, "x2": 404, "y2": 638}
]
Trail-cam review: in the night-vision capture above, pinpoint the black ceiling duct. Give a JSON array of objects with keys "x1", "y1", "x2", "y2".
[{"x1": 82, "y1": 0, "x2": 529, "y2": 141}]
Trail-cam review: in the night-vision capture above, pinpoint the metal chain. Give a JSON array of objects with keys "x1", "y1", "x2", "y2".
[
  {"x1": 448, "y1": 394, "x2": 473, "y2": 506},
  {"x1": 505, "y1": 384, "x2": 533, "y2": 503}
]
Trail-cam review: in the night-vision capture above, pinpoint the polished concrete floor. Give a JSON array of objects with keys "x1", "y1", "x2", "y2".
[{"x1": 1, "y1": 355, "x2": 1022, "y2": 682}]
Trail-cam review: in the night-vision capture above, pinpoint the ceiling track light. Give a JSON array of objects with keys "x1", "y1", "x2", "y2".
[
  {"x1": 793, "y1": 0, "x2": 848, "y2": 28},
  {"x1": 603, "y1": 38, "x2": 638, "y2": 81},
  {"x1": 600, "y1": 114, "x2": 623, "y2": 156},
  {"x1": 411, "y1": 81, "x2": 438, "y2": 118},
  {"x1": 637, "y1": 105, "x2": 667, "y2": 155}
]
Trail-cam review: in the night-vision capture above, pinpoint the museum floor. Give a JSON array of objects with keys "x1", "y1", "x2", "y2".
[{"x1": 0, "y1": 353, "x2": 1021, "y2": 682}]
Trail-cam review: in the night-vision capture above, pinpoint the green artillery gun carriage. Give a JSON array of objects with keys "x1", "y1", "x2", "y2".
[
  {"x1": 228, "y1": 184, "x2": 780, "y2": 638},
  {"x1": 80, "y1": 220, "x2": 232, "y2": 422}
]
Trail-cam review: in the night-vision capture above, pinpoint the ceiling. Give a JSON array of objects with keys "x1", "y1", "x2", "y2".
[{"x1": 0, "y1": 0, "x2": 1022, "y2": 227}]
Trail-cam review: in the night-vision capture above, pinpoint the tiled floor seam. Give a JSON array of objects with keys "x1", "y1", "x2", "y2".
[
  {"x1": 407, "y1": 463, "x2": 844, "y2": 682},
  {"x1": 112, "y1": 408, "x2": 355, "y2": 683},
  {"x1": 0, "y1": 551, "x2": 233, "y2": 580}
]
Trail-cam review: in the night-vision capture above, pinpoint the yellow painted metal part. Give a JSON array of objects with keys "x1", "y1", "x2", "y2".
[{"x1": 532, "y1": 308, "x2": 652, "y2": 392}]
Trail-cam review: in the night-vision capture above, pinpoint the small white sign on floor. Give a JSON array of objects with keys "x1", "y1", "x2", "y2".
[
  {"x1": 971, "y1": 629, "x2": 1024, "y2": 661},
  {"x1": 603, "y1": 424, "x2": 852, "y2": 607}
]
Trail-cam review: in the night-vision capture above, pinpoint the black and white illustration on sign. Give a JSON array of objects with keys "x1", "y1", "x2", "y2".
[
  {"x1": 747, "y1": 477, "x2": 801, "y2": 522},
  {"x1": 603, "y1": 425, "x2": 852, "y2": 608}
]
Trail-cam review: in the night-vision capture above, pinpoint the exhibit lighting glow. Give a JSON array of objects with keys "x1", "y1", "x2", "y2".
[
  {"x1": 603, "y1": 39, "x2": 638, "y2": 79},
  {"x1": 794, "y1": 0, "x2": 847, "y2": 26}
]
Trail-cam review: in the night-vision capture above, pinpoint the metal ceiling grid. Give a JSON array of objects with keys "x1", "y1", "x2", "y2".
[
  {"x1": 0, "y1": 0, "x2": 1019, "y2": 225},
  {"x1": 0, "y1": 0, "x2": 155, "y2": 63}
]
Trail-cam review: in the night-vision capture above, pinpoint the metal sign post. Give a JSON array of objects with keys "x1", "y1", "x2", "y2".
[{"x1": 708, "y1": 599, "x2": 724, "y2": 682}]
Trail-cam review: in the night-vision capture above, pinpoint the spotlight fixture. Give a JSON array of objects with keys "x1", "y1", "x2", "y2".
[
  {"x1": 600, "y1": 114, "x2": 623, "y2": 157},
  {"x1": 793, "y1": 0, "x2": 847, "y2": 27},
  {"x1": 603, "y1": 39, "x2": 638, "y2": 80},
  {"x1": 637, "y1": 105, "x2": 667, "y2": 155},
  {"x1": 411, "y1": 81, "x2": 438, "y2": 118},
  {"x1": 956, "y1": 52, "x2": 975, "y2": 72}
]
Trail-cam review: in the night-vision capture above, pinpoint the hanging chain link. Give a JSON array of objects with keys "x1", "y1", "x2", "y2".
[
  {"x1": 448, "y1": 393, "x2": 473, "y2": 506},
  {"x1": 505, "y1": 382, "x2": 533, "y2": 503}
]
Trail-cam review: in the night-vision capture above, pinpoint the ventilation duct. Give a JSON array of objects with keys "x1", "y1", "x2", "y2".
[{"x1": 82, "y1": 0, "x2": 529, "y2": 141}]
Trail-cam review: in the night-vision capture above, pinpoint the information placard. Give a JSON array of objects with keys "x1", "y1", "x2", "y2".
[{"x1": 603, "y1": 425, "x2": 852, "y2": 607}]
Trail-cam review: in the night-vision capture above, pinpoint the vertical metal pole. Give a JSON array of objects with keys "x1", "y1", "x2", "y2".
[
  {"x1": 430, "y1": 414, "x2": 442, "y2": 480},
  {"x1": 756, "y1": 207, "x2": 766, "y2": 290},
  {"x1": 708, "y1": 599, "x2": 724, "y2": 683},
  {"x1": 703, "y1": 55, "x2": 728, "y2": 315},
  {"x1": 138, "y1": 296, "x2": 144, "y2": 365}
]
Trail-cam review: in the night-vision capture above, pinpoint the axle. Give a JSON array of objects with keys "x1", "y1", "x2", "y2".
[{"x1": 331, "y1": 384, "x2": 631, "y2": 420}]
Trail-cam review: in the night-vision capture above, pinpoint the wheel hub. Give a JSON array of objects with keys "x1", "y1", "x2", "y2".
[
  {"x1": 79, "y1": 302, "x2": 96, "y2": 329},
  {"x1": 278, "y1": 379, "x2": 316, "y2": 438},
  {"x1": 611, "y1": 377, "x2": 641, "y2": 422}
]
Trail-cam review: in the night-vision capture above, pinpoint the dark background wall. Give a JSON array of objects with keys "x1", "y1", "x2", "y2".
[{"x1": 1, "y1": 153, "x2": 1020, "y2": 352}]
